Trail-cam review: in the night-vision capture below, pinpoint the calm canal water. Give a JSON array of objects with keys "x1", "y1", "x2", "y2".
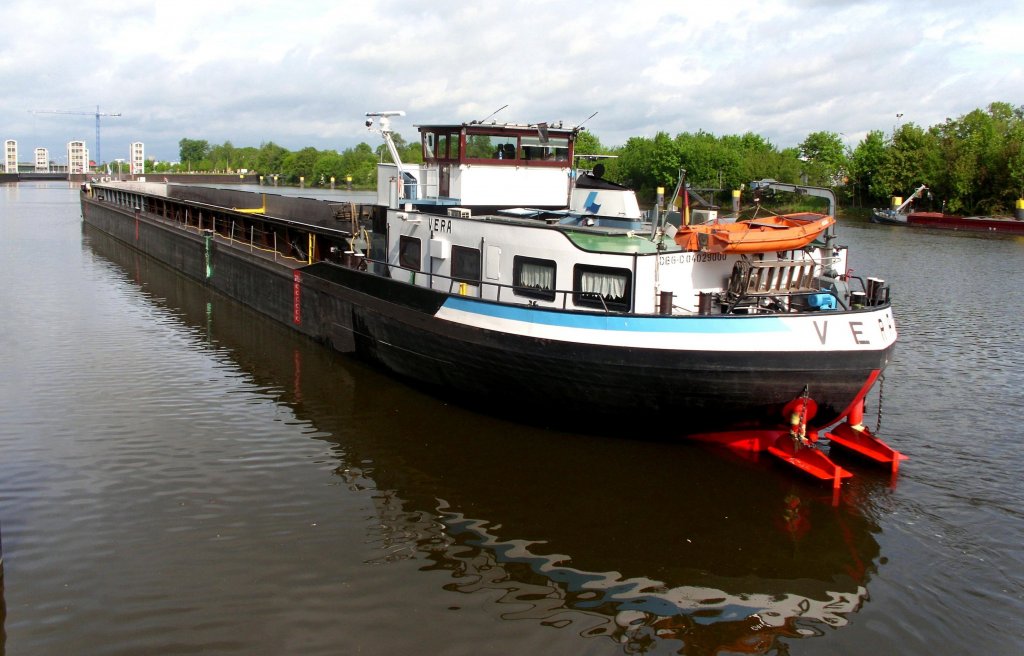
[{"x1": 1, "y1": 182, "x2": 1022, "y2": 655}]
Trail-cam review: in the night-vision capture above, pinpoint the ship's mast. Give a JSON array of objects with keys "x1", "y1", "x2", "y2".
[{"x1": 365, "y1": 111, "x2": 406, "y2": 175}]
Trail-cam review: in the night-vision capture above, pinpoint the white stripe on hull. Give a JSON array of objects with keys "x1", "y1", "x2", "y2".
[{"x1": 434, "y1": 303, "x2": 897, "y2": 353}]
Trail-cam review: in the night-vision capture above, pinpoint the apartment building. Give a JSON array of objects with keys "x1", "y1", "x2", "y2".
[
  {"x1": 130, "y1": 142, "x2": 145, "y2": 175},
  {"x1": 67, "y1": 140, "x2": 89, "y2": 174},
  {"x1": 35, "y1": 147, "x2": 49, "y2": 172},
  {"x1": 4, "y1": 139, "x2": 16, "y2": 173}
]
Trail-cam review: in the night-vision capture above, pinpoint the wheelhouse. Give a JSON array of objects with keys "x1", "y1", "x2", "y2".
[
  {"x1": 418, "y1": 123, "x2": 574, "y2": 166},
  {"x1": 375, "y1": 121, "x2": 578, "y2": 211}
]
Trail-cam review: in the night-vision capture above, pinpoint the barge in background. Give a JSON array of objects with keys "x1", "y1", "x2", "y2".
[
  {"x1": 873, "y1": 184, "x2": 1024, "y2": 233},
  {"x1": 80, "y1": 111, "x2": 903, "y2": 485},
  {"x1": 870, "y1": 183, "x2": 926, "y2": 225},
  {"x1": 906, "y1": 211, "x2": 1024, "y2": 233}
]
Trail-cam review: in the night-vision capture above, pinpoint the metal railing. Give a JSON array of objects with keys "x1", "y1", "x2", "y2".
[{"x1": 372, "y1": 256, "x2": 629, "y2": 314}]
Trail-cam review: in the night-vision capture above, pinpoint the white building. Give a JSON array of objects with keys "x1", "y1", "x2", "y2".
[
  {"x1": 4, "y1": 139, "x2": 16, "y2": 173},
  {"x1": 130, "y1": 142, "x2": 144, "y2": 175},
  {"x1": 67, "y1": 140, "x2": 89, "y2": 174},
  {"x1": 35, "y1": 147, "x2": 49, "y2": 172}
]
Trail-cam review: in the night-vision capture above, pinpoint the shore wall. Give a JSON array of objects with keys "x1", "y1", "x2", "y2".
[{"x1": 0, "y1": 173, "x2": 17, "y2": 183}]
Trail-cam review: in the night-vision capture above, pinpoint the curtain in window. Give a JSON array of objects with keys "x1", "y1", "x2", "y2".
[
  {"x1": 579, "y1": 270, "x2": 625, "y2": 299},
  {"x1": 518, "y1": 261, "x2": 554, "y2": 290}
]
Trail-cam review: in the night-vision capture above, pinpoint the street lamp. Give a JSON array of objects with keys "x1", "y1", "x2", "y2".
[{"x1": 114, "y1": 158, "x2": 125, "y2": 180}]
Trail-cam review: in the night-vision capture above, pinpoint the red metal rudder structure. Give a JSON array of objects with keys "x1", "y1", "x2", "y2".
[{"x1": 691, "y1": 381, "x2": 906, "y2": 494}]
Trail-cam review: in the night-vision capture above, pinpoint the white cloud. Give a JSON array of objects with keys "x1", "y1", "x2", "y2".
[{"x1": 1, "y1": 0, "x2": 1019, "y2": 162}]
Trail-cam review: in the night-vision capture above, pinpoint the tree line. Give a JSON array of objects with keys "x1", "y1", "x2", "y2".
[
  {"x1": 596, "y1": 102, "x2": 1023, "y2": 214},
  {"x1": 165, "y1": 102, "x2": 1022, "y2": 214},
  {"x1": 168, "y1": 135, "x2": 423, "y2": 188}
]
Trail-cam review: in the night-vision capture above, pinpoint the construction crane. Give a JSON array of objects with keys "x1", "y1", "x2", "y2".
[{"x1": 30, "y1": 105, "x2": 122, "y2": 167}]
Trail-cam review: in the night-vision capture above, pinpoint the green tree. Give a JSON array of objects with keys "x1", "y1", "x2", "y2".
[
  {"x1": 178, "y1": 138, "x2": 210, "y2": 170},
  {"x1": 721, "y1": 132, "x2": 777, "y2": 183},
  {"x1": 799, "y1": 131, "x2": 847, "y2": 186},
  {"x1": 574, "y1": 130, "x2": 606, "y2": 157},
  {"x1": 1007, "y1": 120, "x2": 1024, "y2": 199},
  {"x1": 255, "y1": 141, "x2": 289, "y2": 174},
  {"x1": 280, "y1": 147, "x2": 320, "y2": 184},
  {"x1": 401, "y1": 137, "x2": 424, "y2": 164},
  {"x1": 340, "y1": 143, "x2": 379, "y2": 187},
  {"x1": 849, "y1": 130, "x2": 890, "y2": 204},
  {"x1": 312, "y1": 150, "x2": 345, "y2": 186},
  {"x1": 675, "y1": 130, "x2": 741, "y2": 192},
  {"x1": 616, "y1": 132, "x2": 680, "y2": 198},
  {"x1": 875, "y1": 123, "x2": 937, "y2": 206},
  {"x1": 775, "y1": 148, "x2": 805, "y2": 185},
  {"x1": 376, "y1": 132, "x2": 407, "y2": 163},
  {"x1": 233, "y1": 146, "x2": 259, "y2": 171},
  {"x1": 927, "y1": 102, "x2": 1024, "y2": 212},
  {"x1": 207, "y1": 141, "x2": 236, "y2": 172}
]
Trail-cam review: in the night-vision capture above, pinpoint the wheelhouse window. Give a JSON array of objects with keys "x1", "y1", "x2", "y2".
[
  {"x1": 520, "y1": 136, "x2": 570, "y2": 162},
  {"x1": 513, "y1": 256, "x2": 556, "y2": 301},
  {"x1": 573, "y1": 264, "x2": 631, "y2": 311},
  {"x1": 451, "y1": 245, "x2": 481, "y2": 283},
  {"x1": 423, "y1": 131, "x2": 460, "y2": 161},
  {"x1": 399, "y1": 236, "x2": 421, "y2": 270},
  {"x1": 466, "y1": 134, "x2": 518, "y2": 162}
]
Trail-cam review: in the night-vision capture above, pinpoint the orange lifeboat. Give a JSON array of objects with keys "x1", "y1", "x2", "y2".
[{"x1": 673, "y1": 212, "x2": 836, "y2": 254}]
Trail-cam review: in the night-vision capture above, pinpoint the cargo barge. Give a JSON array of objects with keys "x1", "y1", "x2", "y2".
[
  {"x1": 906, "y1": 211, "x2": 1024, "y2": 233},
  {"x1": 872, "y1": 184, "x2": 1024, "y2": 233},
  {"x1": 80, "y1": 112, "x2": 903, "y2": 482}
]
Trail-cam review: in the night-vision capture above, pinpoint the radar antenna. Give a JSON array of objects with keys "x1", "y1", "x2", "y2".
[
  {"x1": 575, "y1": 111, "x2": 598, "y2": 132},
  {"x1": 365, "y1": 111, "x2": 407, "y2": 173},
  {"x1": 475, "y1": 104, "x2": 508, "y2": 124}
]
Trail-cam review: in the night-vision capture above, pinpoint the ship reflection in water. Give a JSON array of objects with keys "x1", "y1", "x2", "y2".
[{"x1": 84, "y1": 224, "x2": 886, "y2": 654}]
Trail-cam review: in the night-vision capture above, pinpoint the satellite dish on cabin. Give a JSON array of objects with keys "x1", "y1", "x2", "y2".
[{"x1": 593, "y1": 163, "x2": 605, "y2": 178}]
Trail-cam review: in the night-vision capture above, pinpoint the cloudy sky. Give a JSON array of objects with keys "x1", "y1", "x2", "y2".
[{"x1": 1, "y1": 0, "x2": 1020, "y2": 164}]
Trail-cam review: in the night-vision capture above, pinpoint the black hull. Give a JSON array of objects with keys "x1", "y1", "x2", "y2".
[{"x1": 81, "y1": 196, "x2": 893, "y2": 435}]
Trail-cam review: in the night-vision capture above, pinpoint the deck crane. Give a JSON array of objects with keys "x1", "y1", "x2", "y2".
[{"x1": 30, "y1": 105, "x2": 122, "y2": 168}]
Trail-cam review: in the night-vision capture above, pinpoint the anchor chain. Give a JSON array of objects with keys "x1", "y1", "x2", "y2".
[{"x1": 875, "y1": 374, "x2": 885, "y2": 433}]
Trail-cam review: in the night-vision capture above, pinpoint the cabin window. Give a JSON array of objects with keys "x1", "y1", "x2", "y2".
[
  {"x1": 423, "y1": 131, "x2": 459, "y2": 161},
  {"x1": 514, "y1": 256, "x2": 556, "y2": 301},
  {"x1": 451, "y1": 245, "x2": 481, "y2": 283},
  {"x1": 573, "y1": 264, "x2": 631, "y2": 311},
  {"x1": 423, "y1": 133, "x2": 436, "y2": 159},
  {"x1": 399, "y1": 236, "x2": 421, "y2": 270},
  {"x1": 466, "y1": 134, "x2": 518, "y2": 162},
  {"x1": 440, "y1": 133, "x2": 459, "y2": 160},
  {"x1": 520, "y1": 136, "x2": 570, "y2": 162}
]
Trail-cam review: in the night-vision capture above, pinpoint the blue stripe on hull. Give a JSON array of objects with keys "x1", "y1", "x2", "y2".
[{"x1": 441, "y1": 297, "x2": 787, "y2": 333}]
